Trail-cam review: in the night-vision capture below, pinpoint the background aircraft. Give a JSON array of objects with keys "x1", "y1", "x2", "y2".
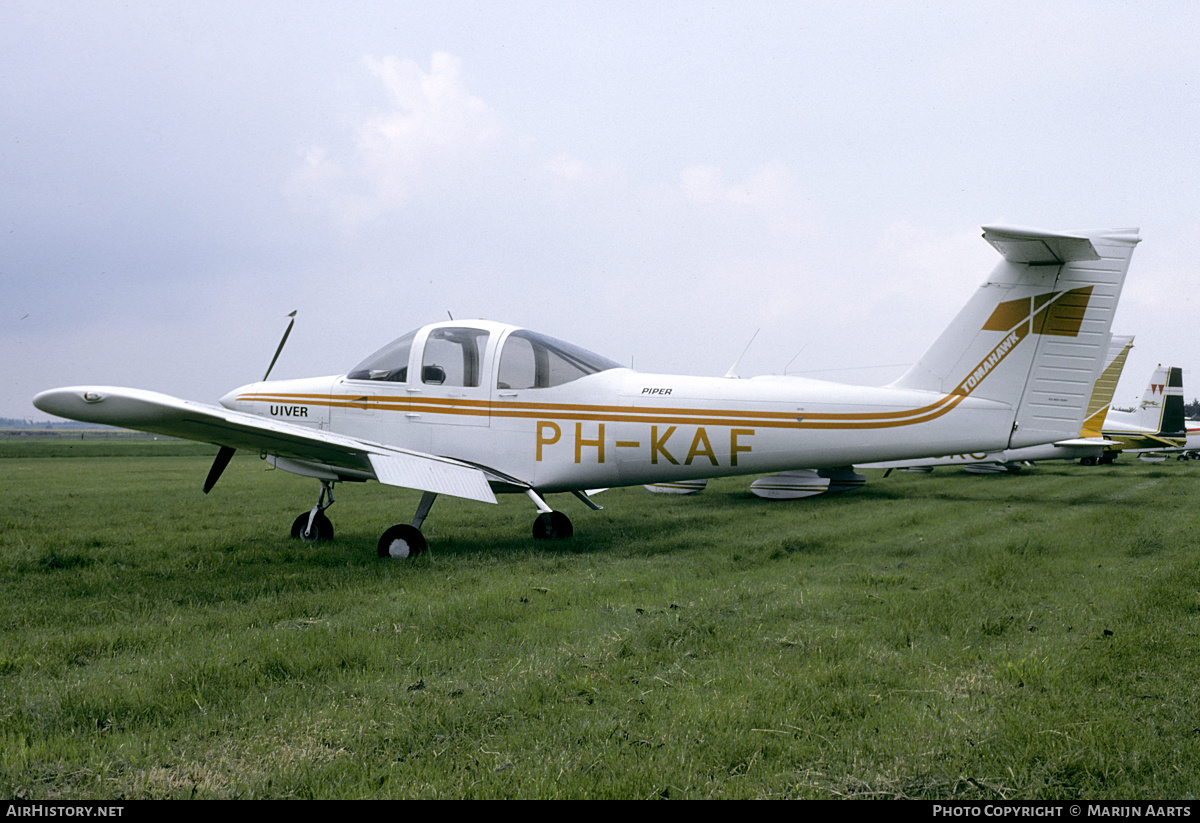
[
  {"x1": 1092, "y1": 364, "x2": 1187, "y2": 463},
  {"x1": 34, "y1": 225, "x2": 1141, "y2": 557}
]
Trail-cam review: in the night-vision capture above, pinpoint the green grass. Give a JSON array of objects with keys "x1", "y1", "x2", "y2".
[{"x1": 2, "y1": 450, "x2": 1199, "y2": 798}]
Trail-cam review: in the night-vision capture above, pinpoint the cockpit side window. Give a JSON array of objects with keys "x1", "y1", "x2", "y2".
[
  {"x1": 347, "y1": 331, "x2": 416, "y2": 382},
  {"x1": 497, "y1": 330, "x2": 620, "y2": 389},
  {"x1": 423, "y1": 327, "x2": 490, "y2": 387}
]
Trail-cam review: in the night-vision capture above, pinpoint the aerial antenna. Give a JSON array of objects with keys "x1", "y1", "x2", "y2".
[
  {"x1": 447, "y1": 310, "x2": 454, "y2": 321},
  {"x1": 724, "y1": 329, "x2": 760, "y2": 379},
  {"x1": 263, "y1": 310, "x2": 297, "y2": 381},
  {"x1": 782, "y1": 344, "x2": 807, "y2": 375}
]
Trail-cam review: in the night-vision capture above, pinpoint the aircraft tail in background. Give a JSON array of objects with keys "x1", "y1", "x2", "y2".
[{"x1": 1101, "y1": 364, "x2": 1186, "y2": 455}]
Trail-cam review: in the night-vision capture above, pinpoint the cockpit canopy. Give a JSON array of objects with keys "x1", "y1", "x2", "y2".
[{"x1": 347, "y1": 325, "x2": 621, "y2": 389}]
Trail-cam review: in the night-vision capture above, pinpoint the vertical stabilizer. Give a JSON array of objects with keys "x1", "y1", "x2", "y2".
[
  {"x1": 1163, "y1": 366, "x2": 1186, "y2": 439},
  {"x1": 1079, "y1": 335, "x2": 1134, "y2": 438},
  {"x1": 889, "y1": 226, "x2": 1140, "y2": 449},
  {"x1": 1107, "y1": 364, "x2": 1186, "y2": 436}
]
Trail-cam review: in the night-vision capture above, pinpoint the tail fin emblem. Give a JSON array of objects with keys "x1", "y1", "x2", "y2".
[
  {"x1": 981, "y1": 286, "x2": 1094, "y2": 337},
  {"x1": 955, "y1": 286, "x2": 1095, "y2": 398}
]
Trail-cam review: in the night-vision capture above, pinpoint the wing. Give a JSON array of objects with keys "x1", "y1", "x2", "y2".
[{"x1": 32, "y1": 386, "x2": 497, "y2": 504}]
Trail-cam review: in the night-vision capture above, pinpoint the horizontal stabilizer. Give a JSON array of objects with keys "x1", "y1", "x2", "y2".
[{"x1": 981, "y1": 225, "x2": 1103, "y2": 264}]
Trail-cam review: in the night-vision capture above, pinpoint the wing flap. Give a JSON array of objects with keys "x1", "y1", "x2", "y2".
[
  {"x1": 33, "y1": 386, "x2": 497, "y2": 504},
  {"x1": 369, "y1": 452, "x2": 495, "y2": 503}
]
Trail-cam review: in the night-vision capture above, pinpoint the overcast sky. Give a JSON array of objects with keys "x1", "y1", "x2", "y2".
[{"x1": 4, "y1": 1, "x2": 1199, "y2": 421}]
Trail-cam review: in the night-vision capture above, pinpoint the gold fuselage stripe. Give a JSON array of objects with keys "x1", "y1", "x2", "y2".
[{"x1": 237, "y1": 386, "x2": 970, "y2": 431}]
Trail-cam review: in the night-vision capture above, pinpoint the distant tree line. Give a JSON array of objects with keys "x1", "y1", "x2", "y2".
[
  {"x1": 1187, "y1": 399, "x2": 1200, "y2": 420},
  {"x1": 0, "y1": 418, "x2": 103, "y2": 430}
]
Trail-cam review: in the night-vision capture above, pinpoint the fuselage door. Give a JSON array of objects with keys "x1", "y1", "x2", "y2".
[{"x1": 407, "y1": 325, "x2": 494, "y2": 429}]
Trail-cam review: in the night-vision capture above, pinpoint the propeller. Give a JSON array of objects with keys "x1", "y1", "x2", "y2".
[
  {"x1": 203, "y1": 446, "x2": 236, "y2": 494},
  {"x1": 203, "y1": 311, "x2": 297, "y2": 494}
]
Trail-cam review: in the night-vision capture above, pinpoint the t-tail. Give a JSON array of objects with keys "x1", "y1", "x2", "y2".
[
  {"x1": 1078, "y1": 335, "x2": 1135, "y2": 438},
  {"x1": 889, "y1": 226, "x2": 1141, "y2": 449}
]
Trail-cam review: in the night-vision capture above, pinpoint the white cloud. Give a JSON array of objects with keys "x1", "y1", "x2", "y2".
[
  {"x1": 288, "y1": 52, "x2": 511, "y2": 228},
  {"x1": 361, "y1": 52, "x2": 498, "y2": 162}
]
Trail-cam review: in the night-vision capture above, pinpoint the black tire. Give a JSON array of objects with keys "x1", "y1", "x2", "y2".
[
  {"x1": 532, "y1": 511, "x2": 573, "y2": 540},
  {"x1": 378, "y1": 524, "x2": 427, "y2": 558},
  {"x1": 291, "y1": 511, "x2": 334, "y2": 542}
]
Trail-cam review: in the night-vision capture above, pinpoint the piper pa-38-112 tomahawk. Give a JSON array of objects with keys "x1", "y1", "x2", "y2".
[{"x1": 34, "y1": 225, "x2": 1141, "y2": 558}]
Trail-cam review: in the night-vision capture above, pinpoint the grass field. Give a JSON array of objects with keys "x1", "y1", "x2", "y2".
[{"x1": 2, "y1": 442, "x2": 1199, "y2": 799}]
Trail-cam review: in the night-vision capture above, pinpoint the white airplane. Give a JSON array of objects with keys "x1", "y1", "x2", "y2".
[
  {"x1": 1182, "y1": 420, "x2": 1200, "y2": 460},
  {"x1": 33, "y1": 225, "x2": 1141, "y2": 558},
  {"x1": 858, "y1": 334, "x2": 1135, "y2": 475},
  {"x1": 1093, "y1": 363, "x2": 1186, "y2": 463}
]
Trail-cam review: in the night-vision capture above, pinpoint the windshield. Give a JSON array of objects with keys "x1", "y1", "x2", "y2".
[{"x1": 346, "y1": 331, "x2": 416, "y2": 382}]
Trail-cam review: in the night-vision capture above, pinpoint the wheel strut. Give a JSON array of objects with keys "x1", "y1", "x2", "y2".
[
  {"x1": 291, "y1": 480, "x2": 336, "y2": 541},
  {"x1": 525, "y1": 488, "x2": 574, "y2": 540}
]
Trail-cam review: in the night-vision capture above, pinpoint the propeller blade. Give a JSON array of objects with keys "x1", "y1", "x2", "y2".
[
  {"x1": 263, "y1": 310, "x2": 297, "y2": 381},
  {"x1": 203, "y1": 446, "x2": 237, "y2": 494}
]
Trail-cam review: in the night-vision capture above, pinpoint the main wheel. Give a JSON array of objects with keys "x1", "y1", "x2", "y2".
[
  {"x1": 291, "y1": 511, "x2": 334, "y2": 542},
  {"x1": 378, "y1": 524, "x2": 427, "y2": 558},
  {"x1": 532, "y1": 511, "x2": 573, "y2": 540}
]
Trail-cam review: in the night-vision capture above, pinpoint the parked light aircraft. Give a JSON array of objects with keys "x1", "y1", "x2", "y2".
[
  {"x1": 1182, "y1": 421, "x2": 1200, "y2": 459},
  {"x1": 1092, "y1": 363, "x2": 1186, "y2": 462},
  {"x1": 34, "y1": 225, "x2": 1141, "y2": 558},
  {"x1": 857, "y1": 335, "x2": 1135, "y2": 476}
]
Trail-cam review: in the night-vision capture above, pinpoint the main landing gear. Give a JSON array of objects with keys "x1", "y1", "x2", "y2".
[
  {"x1": 377, "y1": 491, "x2": 436, "y2": 558},
  {"x1": 290, "y1": 482, "x2": 595, "y2": 559},
  {"x1": 524, "y1": 489, "x2": 607, "y2": 541}
]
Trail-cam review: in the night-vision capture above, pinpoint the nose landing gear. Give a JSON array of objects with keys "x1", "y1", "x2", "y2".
[{"x1": 291, "y1": 480, "x2": 336, "y2": 541}]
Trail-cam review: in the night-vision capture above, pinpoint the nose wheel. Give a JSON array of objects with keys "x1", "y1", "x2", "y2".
[
  {"x1": 291, "y1": 511, "x2": 334, "y2": 541},
  {"x1": 291, "y1": 480, "x2": 336, "y2": 542}
]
